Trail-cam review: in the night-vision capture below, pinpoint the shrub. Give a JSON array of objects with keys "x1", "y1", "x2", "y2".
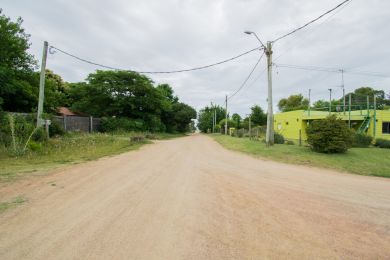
[
  {"x1": 100, "y1": 117, "x2": 145, "y2": 132},
  {"x1": 352, "y1": 133, "x2": 373, "y2": 148},
  {"x1": 306, "y1": 115, "x2": 352, "y2": 153},
  {"x1": 374, "y1": 138, "x2": 390, "y2": 149},
  {"x1": 49, "y1": 119, "x2": 65, "y2": 136},
  {"x1": 274, "y1": 133, "x2": 285, "y2": 144},
  {"x1": 285, "y1": 140, "x2": 295, "y2": 145}
]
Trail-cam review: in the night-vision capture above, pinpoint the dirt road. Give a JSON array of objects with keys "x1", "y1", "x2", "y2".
[{"x1": 0, "y1": 135, "x2": 389, "y2": 259}]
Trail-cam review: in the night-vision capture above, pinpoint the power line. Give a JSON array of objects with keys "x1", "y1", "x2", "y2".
[
  {"x1": 49, "y1": 45, "x2": 263, "y2": 74},
  {"x1": 274, "y1": 63, "x2": 390, "y2": 78},
  {"x1": 228, "y1": 52, "x2": 265, "y2": 100},
  {"x1": 272, "y1": 0, "x2": 352, "y2": 43}
]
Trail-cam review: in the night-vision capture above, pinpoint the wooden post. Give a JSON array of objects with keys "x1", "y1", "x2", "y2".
[
  {"x1": 63, "y1": 115, "x2": 67, "y2": 132},
  {"x1": 89, "y1": 116, "x2": 93, "y2": 133},
  {"x1": 299, "y1": 129, "x2": 302, "y2": 146}
]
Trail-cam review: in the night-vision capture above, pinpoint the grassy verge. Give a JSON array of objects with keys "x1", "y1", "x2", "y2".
[
  {"x1": 0, "y1": 132, "x2": 184, "y2": 182},
  {"x1": 212, "y1": 134, "x2": 390, "y2": 178},
  {"x1": 0, "y1": 196, "x2": 27, "y2": 213}
]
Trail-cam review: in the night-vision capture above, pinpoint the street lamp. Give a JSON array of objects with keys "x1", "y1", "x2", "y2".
[{"x1": 245, "y1": 31, "x2": 274, "y2": 146}]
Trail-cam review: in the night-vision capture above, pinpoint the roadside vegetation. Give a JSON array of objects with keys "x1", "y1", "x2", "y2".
[
  {"x1": 0, "y1": 196, "x2": 27, "y2": 213},
  {"x1": 212, "y1": 134, "x2": 390, "y2": 178},
  {"x1": 0, "y1": 131, "x2": 184, "y2": 182}
]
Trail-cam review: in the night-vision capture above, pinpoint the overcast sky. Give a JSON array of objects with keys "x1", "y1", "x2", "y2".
[{"x1": 2, "y1": 0, "x2": 390, "y2": 116}]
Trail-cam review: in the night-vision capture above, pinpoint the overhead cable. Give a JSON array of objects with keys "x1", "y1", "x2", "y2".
[
  {"x1": 49, "y1": 45, "x2": 263, "y2": 74},
  {"x1": 274, "y1": 63, "x2": 390, "y2": 78},
  {"x1": 228, "y1": 52, "x2": 265, "y2": 100},
  {"x1": 272, "y1": 0, "x2": 352, "y2": 43}
]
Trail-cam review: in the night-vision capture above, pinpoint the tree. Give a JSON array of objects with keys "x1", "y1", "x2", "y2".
[
  {"x1": 250, "y1": 105, "x2": 267, "y2": 126},
  {"x1": 231, "y1": 113, "x2": 242, "y2": 129},
  {"x1": 0, "y1": 9, "x2": 37, "y2": 112},
  {"x1": 278, "y1": 94, "x2": 309, "y2": 112},
  {"x1": 346, "y1": 87, "x2": 390, "y2": 110},
  {"x1": 197, "y1": 105, "x2": 226, "y2": 133}
]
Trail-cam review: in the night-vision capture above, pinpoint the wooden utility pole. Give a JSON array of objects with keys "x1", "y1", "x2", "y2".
[
  {"x1": 265, "y1": 42, "x2": 274, "y2": 146},
  {"x1": 308, "y1": 88, "x2": 311, "y2": 117},
  {"x1": 36, "y1": 41, "x2": 48, "y2": 127},
  {"x1": 249, "y1": 116, "x2": 252, "y2": 139},
  {"x1": 328, "y1": 88, "x2": 332, "y2": 114},
  {"x1": 225, "y1": 95, "x2": 228, "y2": 135}
]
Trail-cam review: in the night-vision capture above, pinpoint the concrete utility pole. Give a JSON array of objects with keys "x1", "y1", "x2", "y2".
[
  {"x1": 249, "y1": 116, "x2": 252, "y2": 139},
  {"x1": 225, "y1": 95, "x2": 228, "y2": 135},
  {"x1": 211, "y1": 102, "x2": 214, "y2": 133},
  {"x1": 308, "y1": 89, "x2": 311, "y2": 117},
  {"x1": 36, "y1": 41, "x2": 48, "y2": 127},
  {"x1": 214, "y1": 109, "x2": 216, "y2": 133},
  {"x1": 348, "y1": 93, "x2": 351, "y2": 128},
  {"x1": 328, "y1": 88, "x2": 332, "y2": 114},
  {"x1": 265, "y1": 41, "x2": 274, "y2": 146},
  {"x1": 341, "y1": 69, "x2": 345, "y2": 114},
  {"x1": 244, "y1": 31, "x2": 274, "y2": 146}
]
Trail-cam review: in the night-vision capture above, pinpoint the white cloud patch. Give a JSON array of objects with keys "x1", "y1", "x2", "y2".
[{"x1": 2, "y1": 0, "x2": 390, "y2": 116}]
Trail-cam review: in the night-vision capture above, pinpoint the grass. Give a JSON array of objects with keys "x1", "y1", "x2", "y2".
[
  {"x1": 0, "y1": 196, "x2": 27, "y2": 213},
  {"x1": 212, "y1": 134, "x2": 390, "y2": 178},
  {"x1": 0, "y1": 132, "x2": 184, "y2": 182}
]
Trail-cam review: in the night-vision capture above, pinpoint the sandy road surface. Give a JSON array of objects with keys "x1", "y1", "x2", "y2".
[{"x1": 0, "y1": 134, "x2": 389, "y2": 259}]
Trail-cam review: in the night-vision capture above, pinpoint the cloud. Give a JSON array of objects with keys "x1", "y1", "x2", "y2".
[{"x1": 2, "y1": 0, "x2": 390, "y2": 116}]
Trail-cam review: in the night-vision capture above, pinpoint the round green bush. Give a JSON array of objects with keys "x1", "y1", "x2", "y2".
[
  {"x1": 274, "y1": 133, "x2": 285, "y2": 144},
  {"x1": 306, "y1": 115, "x2": 352, "y2": 153}
]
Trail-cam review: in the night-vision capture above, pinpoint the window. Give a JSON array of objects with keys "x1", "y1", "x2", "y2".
[{"x1": 383, "y1": 122, "x2": 390, "y2": 134}]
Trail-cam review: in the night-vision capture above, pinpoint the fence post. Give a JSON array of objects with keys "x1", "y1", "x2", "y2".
[
  {"x1": 299, "y1": 129, "x2": 302, "y2": 146},
  {"x1": 63, "y1": 115, "x2": 67, "y2": 132},
  {"x1": 89, "y1": 116, "x2": 93, "y2": 133}
]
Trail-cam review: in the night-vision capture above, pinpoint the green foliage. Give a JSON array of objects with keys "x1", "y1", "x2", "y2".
[
  {"x1": 212, "y1": 134, "x2": 390, "y2": 178},
  {"x1": 352, "y1": 133, "x2": 373, "y2": 148},
  {"x1": 0, "y1": 10, "x2": 37, "y2": 112},
  {"x1": 0, "y1": 113, "x2": 46, "y2": 156},
  {"x1": 68, "y1": 71, "x2": 195, "y2": 133},
  {"x1": 249, "y1": 105, "x2": 266, "y2": 126},
  {"x1": 286, "y1": 140, "x2": 295, "y2": 145},
  {"x1": 49, "y1": 119, "x2": 65, "y2": 136},
  {"x1": 197, "y1": 105, "x2": 226, "y2": 133},
  {"x1": 219, "y1": 118, "x2": 237, "y2": 131},
  {"x1": 232, "y1": 113, "x2": 242, "y2": 129},
  {"x1": 374, "y1": 139, "x2": 390, "y2": 149},
  {"x1": 278, "y1": 94, "x2": 309, "y2": 112},
  {"x1": 274, "y1": 133, "x2": 285, "y2": 144},
  {"x1": 306, "y1": 115, "x2": 353, "y2": 153},
  {"x1": 100, "y1": 117, "x2": 145, "y2": 132}
]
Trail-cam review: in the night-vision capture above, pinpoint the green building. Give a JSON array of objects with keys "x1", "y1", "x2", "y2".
[{"x1": 274, "y1": 109, "x2": 390, "y2": 142}]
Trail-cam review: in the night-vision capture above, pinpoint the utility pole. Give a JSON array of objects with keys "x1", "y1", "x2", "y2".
[
  {"x1": 348, "y1": 93, "x2": 351, "y2": 128},
  {"x1": 249, "y1": 115, "x2": 252, "y2": 140},
  {"x1": 374, "y1": 95, "x2": 377, "y2": 137},
  {"x1": 341, "y1": 69, "x2": 345, "y2": 115},
  {"x1": 36, "y1": 41, "x2": 48, "y2": 127},
  {"x1": 225, "y1": 95, "x2": 228, "y2": 135},
  {"x1": 308, "y1": 89, "x2": 311, "y2": 117},
  {"x1": 214, "y1": 109, "x2": 217, "y2": 133},
  {"x1": 244, "y1": 31, "x2": 273, "y2": 146},
  {"x1": 265, "y1": 41, "x2": 274, "y2": 146},
  {"x1": 328, "y1": 88, "x2": 332, "y2": 114},
  {"x1": 211, "y1": 102, "x2": 214, "y2": 133}
]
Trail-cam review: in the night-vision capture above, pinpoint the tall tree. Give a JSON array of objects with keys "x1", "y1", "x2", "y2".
[
  {"x1": 250, "y1": 105, "x2": 267, "y2": 126},
  {"x1": 278, "y1": 94, "x2": 309, "y2": 112},
  {"x1": 197, "y1": 105, "x2": 226, "y2": 133},
  {"x1": 231, "y1": 113, "x2": 242, "y2": 129},
  {"x1": 0, "y1": 9, "x2": 37, "y2": 112}
]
